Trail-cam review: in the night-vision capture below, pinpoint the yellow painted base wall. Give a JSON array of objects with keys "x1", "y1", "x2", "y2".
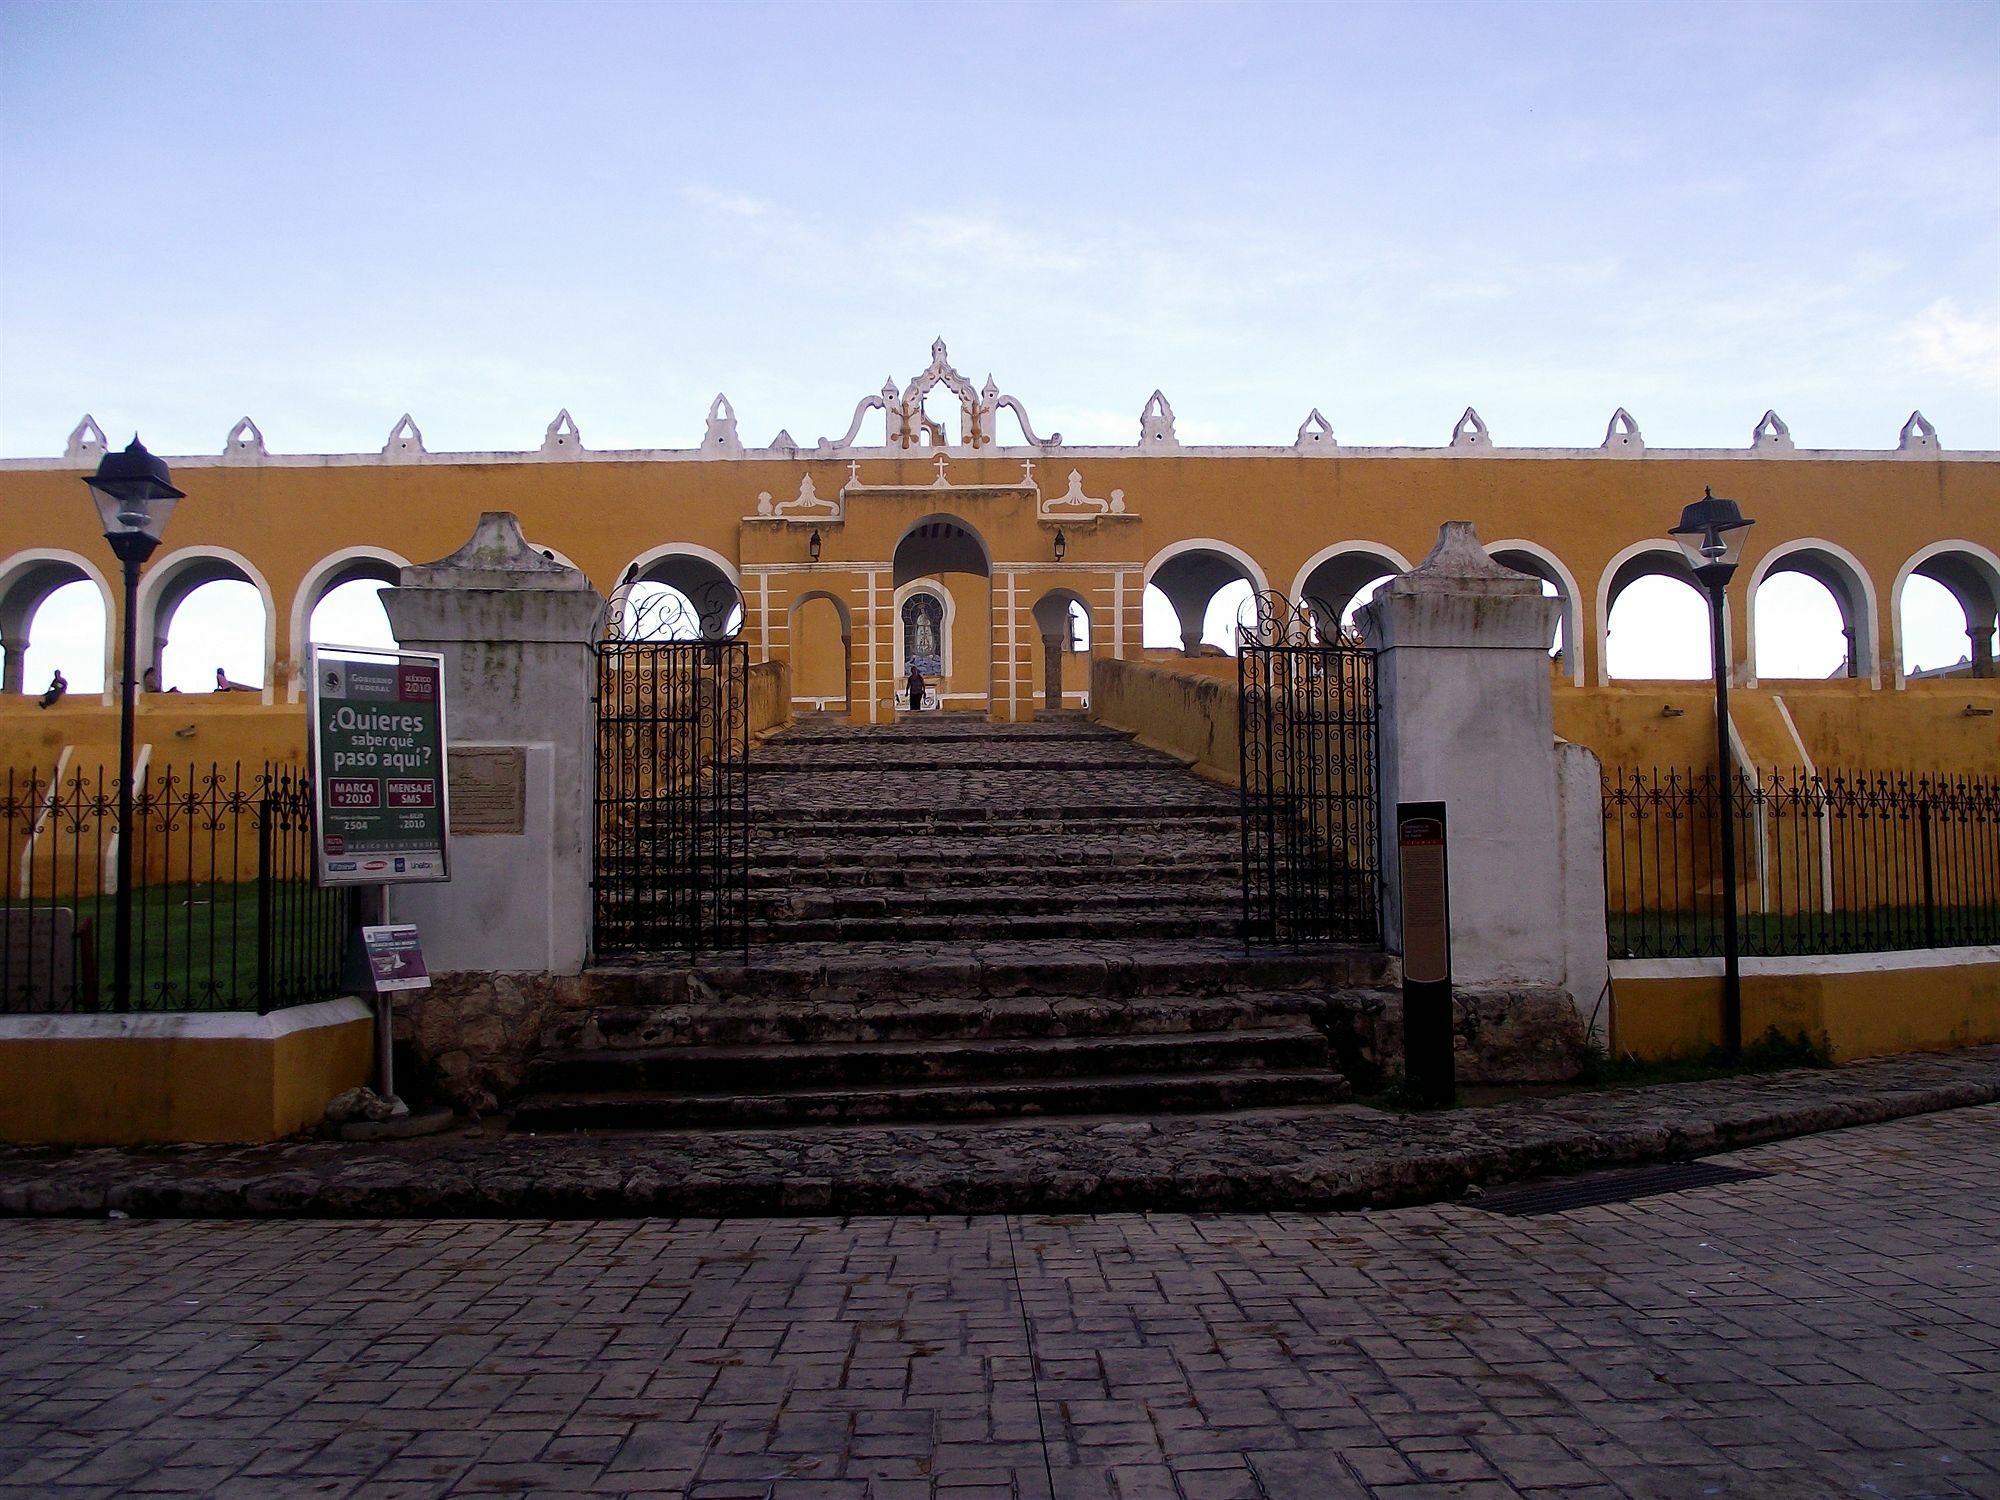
[
  {"x1": 1090, "y1": 657, "x2": 1238, "y2": 784},
  {"x1": 0, "y1": 1004, "x2": 374, "y2": 1145},
  {"x1": 1611, "y1": 956, "x2": 2000, "y2": 1063}
]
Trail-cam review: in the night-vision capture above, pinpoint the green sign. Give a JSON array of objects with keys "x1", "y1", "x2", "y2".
[{"x1": 308, "y1": 645, "x2": 450, "y2": 885}]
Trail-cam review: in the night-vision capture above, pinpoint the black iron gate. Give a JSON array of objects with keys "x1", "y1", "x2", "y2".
[
  {"x1": 594, "y1": 628, "x2": 750, "y2": 959},
  {"x1": 1237, "y1": 595, "x2": 1381, "y2": 947}
]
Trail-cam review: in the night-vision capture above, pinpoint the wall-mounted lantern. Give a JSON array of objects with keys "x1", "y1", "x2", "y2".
[
  {"x1": 808, "y1": 529, "x2": 822, "y2": 563},
  {"x1": 1053, "y1": 528, "x2": 1067, "y2": 563}
]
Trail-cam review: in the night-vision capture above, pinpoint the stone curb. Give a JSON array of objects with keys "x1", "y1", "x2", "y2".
[{"x1": 2, "y1": 1049, "x2": 1996, "y2": 1221}]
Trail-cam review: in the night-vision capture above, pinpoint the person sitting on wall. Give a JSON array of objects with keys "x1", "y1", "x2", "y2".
[
  {"x1": 215, "y1": 666, "x2": 256, "y2": 692},
  {"x1": 906, "y1": 665, "x2": 927, "y2": 712},
  {"x1": 36, "y1": 669, "x2": 65, "y2": 708}
]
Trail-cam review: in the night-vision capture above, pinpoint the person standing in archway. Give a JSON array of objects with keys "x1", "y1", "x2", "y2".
[{"x1": 906, "y1": 663, "x2": 927, "y2": 714}]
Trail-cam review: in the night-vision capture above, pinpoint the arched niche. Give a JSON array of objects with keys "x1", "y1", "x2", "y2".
[
  {"x1": 0, "y1": 549, "x2": 115, "y2": 700},
  {"x1": 619, "y1": 543, "x2": 743, "y2": 640},
  {"x1": 1289, "y1": 543, "x2": 1414, "y2": 633},
  {"x1": 1144, "y1": 539, "x2": 1268, "y2": 656},
  {"x1": 1893, "y1": 541, "x2": 2000, "y2": 682},
  {"x1": 1487, "y1": 539, "x2": 1583, "y2": 685},
  {"x1": 893, "y1": 513, "x2": 990, "y2": 585},
  {"x1": 1746, "y1": 538, "x2": 1879, "y2": 685},
  {"x1": 286, "y1": 546, "x2": 411, "y2": 700},
  {"x1": 789, "y1": 588, "x2": 852, "y2": 711},
  {"x1": 133, "y1": 546, "x2": 277, "y2": 700}
]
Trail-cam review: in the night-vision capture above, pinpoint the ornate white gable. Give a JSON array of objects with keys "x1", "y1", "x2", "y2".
[
  {"x1": 64, "y1": 415, "x2": 107, "y2": 463},
  {"x1": 222, "y1": 416, "x2": 267, "y2": 463},
  {"x1": 383, "y1": 414, "x2": 426, "y2": 461},
  {"x1": 541, "y1": 409, "x2": 583, "y2": 457}
]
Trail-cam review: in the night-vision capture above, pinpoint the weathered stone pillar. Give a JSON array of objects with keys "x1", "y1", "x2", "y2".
[
  {"x1": 1358, "y1": 522, "x2": 1607, "y2": 1055},
  {"x1": 379, "y1": 513, "x2": 601, "y2": 975}
]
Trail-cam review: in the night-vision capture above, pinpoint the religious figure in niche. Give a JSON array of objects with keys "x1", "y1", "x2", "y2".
[{"x1": 902, "y1": 593, "x2": 944, "y2": 678}]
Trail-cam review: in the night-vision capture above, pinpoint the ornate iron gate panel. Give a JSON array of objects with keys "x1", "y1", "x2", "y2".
[
  {"x1": 1238, "y1": 597, "x2": 1381, "y2": 947},
  {"x1": 594, "y1": 636, "x2": 750, "y2": 958}
]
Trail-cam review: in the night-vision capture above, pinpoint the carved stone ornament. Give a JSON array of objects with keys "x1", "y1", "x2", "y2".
[
  {"x1": 704, "y1": 394, "x2": 744, "y2": 456},
  {"x1": 1294, "y1": 409, "x2": 1337, "y2": 451},
  {"x1": 1601, "y1": 407, "x2": 1644, "y2": 455},
  {"x1": 1039, "y1": 469, "x2": 1128, "y2": 520},
  {"x1": 1751, "y1": 410, "x2": 1794, "y2": 453},
  {"x1": 1898, "y1": 410, "x2": 1940, "y2": 454},
  {"x1": 541, "y1": 409, "x2": 583, "y2": 457},
  {"x1": 766, "y1": 428, "x2": 798, "y2": 454},
  {"x1": 64, "y1": 415, "x2": 108, "y2": 463},
  {"x1": 220, "y1": 416, "x2": 267, "y2": 462},
  {"x1": 1449, "y1": 407, "x2": 1492, "y2": 450},
  {"x1": 1138, "y1": 391, "x2": 1179, "y2": 450},
  {"x1": 753, "y1": 472, "x2": 842, "y2": 523},
  {"x1": 383, "y1": 414, "x2": 426, "y2": 460},
  {"x1": 817, "y1": 340, "x2": 1059, "y2": 452}
]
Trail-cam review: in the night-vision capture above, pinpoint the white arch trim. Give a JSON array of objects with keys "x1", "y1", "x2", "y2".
[
  {"x1": 1890, "y1": 538, "x2": 2000, "y2": 688},
  {"x1": 0, "y1": 548, "x2": 119, "y2": 705},
  {"x1": 788, "y1": 587, "x2": 853, "y2": 635},
  {"x1": 1485, "y1": 539, "x2": 1585, "y2": 686},
  {"x1": 1141, "y1": 537, "x2": 1271, "y2": 595},
  {"x1": 285, "y1": 546, "x2": 412, "y2": 701},
  {"x1": 1286, "y1": 542, "x2": 1417, "y2": 613},
  {"x1": 1744, "y1": 536, "x2": 1881, "y2": 689},
  {"x1": 620, "y1": 541, "x2": 741, "y2": 592},
  {"x1": 892, "y1": 577, "x2": 956, "y2": 681},
  {"x1": 1595, "y1": 538, "x2": 1707, "y2": 687},
  {"x1": 132, "y1": 544, "x2": 280, "y2": 704}
]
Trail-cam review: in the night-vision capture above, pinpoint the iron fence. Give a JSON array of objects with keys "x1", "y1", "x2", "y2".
[
  {"x1": 1604, "y1": 766, "x2": 2000, "y2": 958},
  {"x1": 0, "y1": 761, "x2": 348, "y2": 1014}
]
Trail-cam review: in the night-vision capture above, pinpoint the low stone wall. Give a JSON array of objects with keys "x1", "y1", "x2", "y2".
[
  {"x1": 1088, "y1": 656, "x2": 1239, "y2": 785},
  {"x1": 0, "y1": 998, "x2": 374, "y2": 1144},
  {"x1": 1324, "y1": 986, "x2": 1591, "y2": 1089},
  {"x1": 1611, "y1": 947, "x2": 2000, "y2": 1062},
  {"x1": 394, "y1": 973, "x2": 585, "y2": 1113},
  {"x1": 749, "y1": 659, "x2": 791, "y2": 742}
]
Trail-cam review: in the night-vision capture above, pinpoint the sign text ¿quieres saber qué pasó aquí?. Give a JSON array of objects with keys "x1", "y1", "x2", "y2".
[{"x1": 311, "y1": 650, "x2": 449, "y2": 885}]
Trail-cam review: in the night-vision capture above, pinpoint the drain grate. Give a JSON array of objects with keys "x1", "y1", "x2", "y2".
[{"x1": 1472, "y1": 1161, "x2": 1768, "y2": 1217}]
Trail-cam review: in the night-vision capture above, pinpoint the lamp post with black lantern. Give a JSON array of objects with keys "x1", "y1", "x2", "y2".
[
  {"x1": 1670, "y1": 487, "x2": 1755, "y2": 1056},
  {"x1": 82, "y1": 437, "x2": 183, "y2": 1011}
]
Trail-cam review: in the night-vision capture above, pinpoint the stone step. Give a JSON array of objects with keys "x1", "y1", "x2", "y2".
[
  {"x1": 746, "y1": 807, "x2": 1240, "y2": 829},
  {"x1": 508, "y1": 1068, "x2": 1349, "y2": 1131},
  {"x1": 524, "y1": 1024, "x2": 1329, "y2": 1094},
  {"x1": 744, "y1": 862, "x2": 1238, "y2": 889},
  {"x1": 543, "y1": 992, "x2": 1337, "y2": 1051},
  {"x1": 755, "y1": 886, "x2": 1238, "y2": 919},
  {"x1": 580, "y1": 943, "x2": 1397, "y2": 1009},
  {"x1": 743, "y1": 912, "x2": 1244, "y2": 945}
]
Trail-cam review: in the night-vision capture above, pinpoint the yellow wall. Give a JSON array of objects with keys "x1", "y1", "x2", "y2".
[
  {"x1": 1090, "y1": 657, "x2": 1239, "y2": 784},
  {"x1": 1611, "y1": 956, "x2": 2000, "y2": 1063},
  {"x1": 0, "y1": 1001, "x2": 374, "y2": 1144}
]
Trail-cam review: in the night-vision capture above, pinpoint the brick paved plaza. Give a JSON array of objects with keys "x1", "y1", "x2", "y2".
[{"x1": 3, "y1": 1107, "x2": 1997, "y2": 1500}]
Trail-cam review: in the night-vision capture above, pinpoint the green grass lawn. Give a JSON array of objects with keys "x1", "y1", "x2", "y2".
[
  {"x1": 63, "y1": 881, "x2": 344, "y2": 1011},
  {"x1": 1608, "y1": 902, "x2": 2000, "y2": 958}
]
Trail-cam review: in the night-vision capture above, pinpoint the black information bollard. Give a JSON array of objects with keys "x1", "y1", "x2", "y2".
[{"x1": 1397, "y1": 801, "x2": 1455, "y2": 1108}]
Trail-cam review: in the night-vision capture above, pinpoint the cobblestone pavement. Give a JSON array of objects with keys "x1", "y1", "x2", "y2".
[{"x1": 2, "y1": 1107, "x2": 1996, "y2": 1499}]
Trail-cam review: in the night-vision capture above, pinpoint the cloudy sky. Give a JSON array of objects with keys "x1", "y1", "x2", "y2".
[{"x1": 2, "y1": 0, "x2": 1995, "y2": 685}]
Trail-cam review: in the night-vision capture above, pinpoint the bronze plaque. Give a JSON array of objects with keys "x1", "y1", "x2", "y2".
[
  {"x1": 1398, "y1": 813, "x2": 1451, "y2": 985},
  {"x1": 448, "y1": 746, "x2": 527, "y2": 836}
]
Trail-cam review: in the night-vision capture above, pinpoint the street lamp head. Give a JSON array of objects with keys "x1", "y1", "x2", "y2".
[
  {"x1": 84, "y1": 435, "x2": 183, "y2": 559},
  {"x1": 1053, "y1": 528, "x2": 1068, "y2": 562},
  {"x1": 808, "y1": 528, "x2": 822, "y2": 562},
  {"x1": 1669, "y1": 487, "x2": 1753, "y2": 586}
]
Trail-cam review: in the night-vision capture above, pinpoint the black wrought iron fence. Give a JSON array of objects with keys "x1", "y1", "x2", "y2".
[
  {"x1": 1604, "y1": 767, "x2": 2000, "y2": 958},
  {"x1": 0, "y1": 761, "x2": 348, "y2": 1014}
]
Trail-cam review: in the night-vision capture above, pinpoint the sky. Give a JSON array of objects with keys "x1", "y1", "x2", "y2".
[{"x1": 2, "y1": 0, "x2": 1996, "y2": 690}]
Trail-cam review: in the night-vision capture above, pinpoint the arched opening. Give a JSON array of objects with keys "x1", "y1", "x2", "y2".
[
  {"x1": 0, "y1": 553, "x2": 111, "y2": 699},
  {"x1": 919, "y1": 381, "x2": 966, "y2": 447},
  {"x1": 789, "y1": 590, "x2": 852, "y2": 712},
  {"x1": 1606, "y1": 576, "x2": 1712, "y2": 680},
  {"x1": 1293, "y1": 545, "x2": 1412, "y2": 634},
  {"x1": 893, "y1": 514, "x2": 990, "y2": 710},
  {"x1": 1895, "y1": 543, "x2": 2000, "y2": 680},
  {"x1": 309, "y1": 578, "x2": 398, "y2": 653},
  {"x1": 621, "y1": 547, "x2": 744, "y2": 641},
  {"x1": 1748, "y1": 542, "x2": 1876, "y2": 682},
  {"x1": 1488, "y1": 542, "x2": 1581, "y2": 681},
  {"x1": 1143, "y1": 541, "x2": 1266, "y2": 657},
  {"x1": 1031, "y1": 590, "x2": 1092, "y2": 710},
  {"x1": 138, "y1": 550, "x2": 275, "y2": 696}
]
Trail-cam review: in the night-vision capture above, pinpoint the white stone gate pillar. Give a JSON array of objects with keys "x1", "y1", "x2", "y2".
[
  {"x1": 1358, "y1": 521, "x2": 1608, "y2": 1040},
  {"x1": 379, "y1": 512, "x2": 602, "y2": 975}
]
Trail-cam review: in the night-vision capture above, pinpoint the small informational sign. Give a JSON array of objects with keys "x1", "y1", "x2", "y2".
[
  {"x1": 309, "y1": 644, "x2": 450, "y2": 886},
  {"x1": 1397, "y1": 801, "x2": 1455, "y2": 1109},
  {"x1": 447, "y1": 746, "x2": 527, "y2": 835},
  {"x1": 361, "y1": 924, "x2": 431, "y2": 992}
]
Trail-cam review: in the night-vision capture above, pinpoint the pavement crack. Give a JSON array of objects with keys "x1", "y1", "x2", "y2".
[{"x1": 1005, "y1": 1211, "x2": 1059, "y2": 1498}]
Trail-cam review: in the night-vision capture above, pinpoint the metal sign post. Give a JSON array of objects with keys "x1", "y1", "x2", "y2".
[{"x1": 1396, "y1": 801, "x2": 1455, "y2": 1109}]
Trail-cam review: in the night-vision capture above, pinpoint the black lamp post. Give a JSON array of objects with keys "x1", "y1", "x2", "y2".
[
  {"x1": 1670, "y1": 487, "x2": 1754, "y2": 1056},
  {"x1": 82, "y1": 437, "x2": 182, "y2": 1012}
]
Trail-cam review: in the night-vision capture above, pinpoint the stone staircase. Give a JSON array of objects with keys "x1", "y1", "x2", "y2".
[{"x1": 512, "y1": 714, "x2": 1387, "y2": 1130}]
